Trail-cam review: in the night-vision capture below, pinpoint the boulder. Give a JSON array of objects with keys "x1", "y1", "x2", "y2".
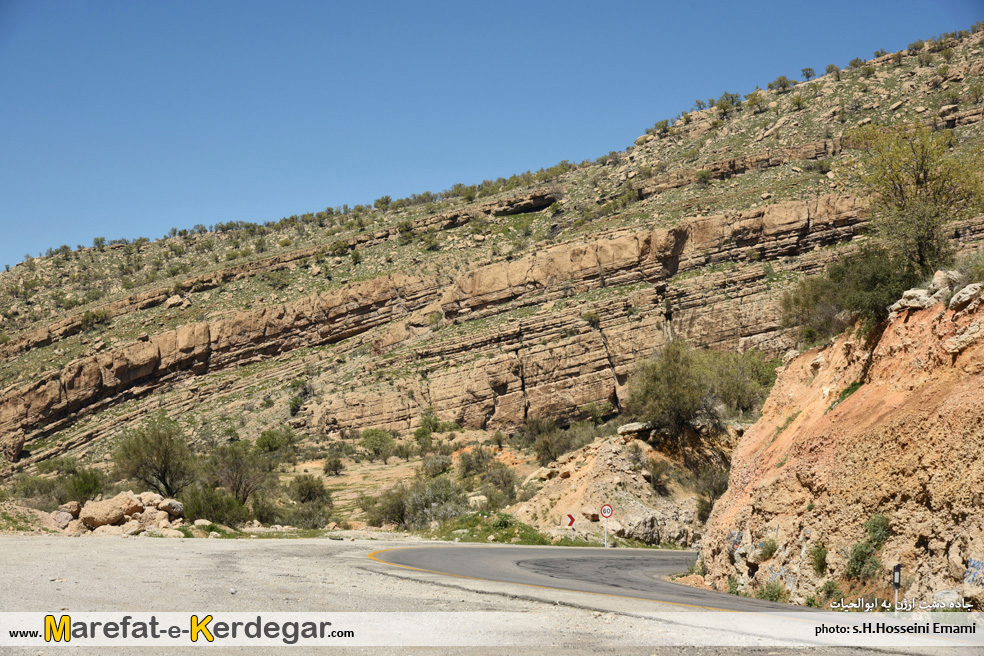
[
  {"x1": 194, "y1": 519, "x2": 212, "y2": 527},
  {"x1": 58, "y1": 501, "x2": 81, "y2": 518},
  {"x1": 888, "y1": 288, "x2": 936, "y2": 318},
  {"x1": 80, "y1": 492, "x2": 144, "y2": 528},
  {"x1": 64, "y1": 519, "x2": 89, "y2": 535},
  {"x1": 92, "y1": 524, "x2": 124, "y2": 536},
  {"x1": 138, "y1": 492, "x2": 163, "y2": 508},
  {"x1": 164, "y1": 295, "x2": 183, "y2": 309},
  {"x1": 160, "y1": 528, "x2": 185, "y2": 538},
  {"x1": 121, "y1": 520, "x2": 144, "y2": 536},
  {"x1": 929, "y1": 270, "x2": 962, "y2": 293},
  {"x1": 158, "y1": 499, "x2": 184, "y2": 517},
  {"x1": 50, "y1": 511, "x2": 74, "y2": 530},
  {"x1": 617, "y1": 422, "x2": 653, "y2": 436},
  {"x1": 949, "y1": 283, "x2": 982, "y2": 312}
]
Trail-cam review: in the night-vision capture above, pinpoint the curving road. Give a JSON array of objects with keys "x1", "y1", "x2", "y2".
[{"x1": 369, "y1": 545, "x2": 805, "y2": 612}]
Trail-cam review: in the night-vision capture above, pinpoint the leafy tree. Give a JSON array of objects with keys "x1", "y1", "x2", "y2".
[
  {"x1": 323, "y1": 456, "x2": 345, "y2": 476},
  {"x1": 791, "y1": 94, "x2": 806, "y2": 111},
  {"x1": 846, "y1": 124, "x2": 984, "y2": 274},
  {"x1": 848, "y1": 57, "x2": 865, "y2": 69},
  {"x1": 360, "y1": 428, "x2": 395, "y2": 462},
  {"x1": 256, "y1": 427, "x2": 298, "y2": 455},
  {"x1": 209, "y1": 441, "x2": 268, "y2": 505},
  {"x1": 767, "y1": 75, "x2": 793, "y2": 93},
  {"x1": 825, "y1": 64, "x2": 840, "y2": 81},
  {"x1": 626, "y1": 340, "x2": 717, "y2": 440},
  {"x1": 716, "y1": 91, "x2": 741, "y2": 117},
  {"x1": 801, "y1": 67, "x2": 815, "y2": 81},
  {"x1": 744, "y1": 90, "x2": 764, "y2": 114},
  {"x1": 114, "y1": 411, "x2": 195, "y2": 497},
  {"x1": 693, "y1": 99, "x2": 706, "y2": 111}
]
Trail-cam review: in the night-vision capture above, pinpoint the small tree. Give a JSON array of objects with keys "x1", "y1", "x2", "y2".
[
  {"x1": 626, "y1": 339, "x2": 717, "y2": 441},
  {"x1": 323, "y1": 456, "x2": 345, "y2": 476},
  {"x1": 768, "y1": 75, "x2": 793, "y2": 93},
  {"x1": 360, "y1": 429, "x2": 395, "y2": 463},
  {"x1": 801, "y1": 67, "x2": 815, "y2": 81},
  {"x1": 209, "y1": 441, "x2": 268, "y2": 505},
  {"x1": 825, "y1": 64, "x2": 841, "y2": 81},
  {"x1": 744, "y1": 89, "x2": 764, "y2": 114},
  {"x1": 114, "y1": 411, "x2": 195, "y2": 497},
  {"x1": 846, "y1": 124, "x2": 984, "y2": 274},
  {"x1": 791, "y1": 94, "x2": 806, "y2": 111}
]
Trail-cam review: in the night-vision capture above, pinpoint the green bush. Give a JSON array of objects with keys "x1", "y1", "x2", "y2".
[
  {"x1": 12, "y1": 474, "x2": 57, "y2": 499},
  {"x1": 80, "y1": 309, "x2": 110, "y2": 331},
  {"x1": 626, "y1": 340, "x2": 717, "y2": 440},
  {"x1": 809, "y1": 542, "x2": 828, "y2": 575},
  {"x1": 58, "y1": 469, "x2": 104, "y2": 504},
  {"x1": 819, "y1": 579, "x2": 843, "y2": 603},
  {"x1": 363, "y1": 476, "x2": 468, "y2": 529},
  {"x1": 755, "y1": 581, "x2": 785, "y2": 602},
  {"x1": 695, "y1": 170, "x2": 713, "y2": 187},
  {"x1": 759, "y1": 538, "x2": 778, "y2": 560},
  {"x1": 580, "y1": 311, "x2": 601, "y2": 329},
  {"x1": 181, "y1": 484, "x2": 249, "y2": 527},
  {"x1": 847, "y1": 541, "x2": 881, "y2": 581},
  {"x1": 781, "y1": 246, "x2": 920, "y2": 342},
  {"x1": 421, "y1": 455, "x2": 452, "y2": 478},
  {"x1": 695, "y1": 466, "x2": 729, "y2": 522},
  {"x1": 209, "y1": 441, "x2": 269, "y2": 504},
  {"x1": 727, "y1": 575, "x2": 740, "y2": 595},
  {"x1": 864, "y1": 514, "x2": 892, "y2": 549},
  {"x1": 289, "y1": 475, "x2": 332, "y2": 506},
  {"x1": 287, "y1": 501, "x2": 333, "y2": 529},
  {"x1": 458, "y1": 446, "x2": 494, "y2": 477}
]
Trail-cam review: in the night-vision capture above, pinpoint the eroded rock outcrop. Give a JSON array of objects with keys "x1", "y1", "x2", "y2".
[{"x1": 701, "y1": 281, "x2": 984, "y2": 607}]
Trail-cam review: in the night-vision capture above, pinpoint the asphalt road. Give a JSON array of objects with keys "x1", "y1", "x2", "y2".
[{"x1": 369, "y1": 545, "x2": 803, "y2": 612}]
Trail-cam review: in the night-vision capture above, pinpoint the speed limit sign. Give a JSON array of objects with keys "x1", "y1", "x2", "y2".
[{"x1": 600, "y1": 504, "x2": 613, "y2": 547}]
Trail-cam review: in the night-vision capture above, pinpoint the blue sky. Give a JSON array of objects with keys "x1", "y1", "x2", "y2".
[{"x1": 0, "y1": 0, "x2": 980, "y2": 268}]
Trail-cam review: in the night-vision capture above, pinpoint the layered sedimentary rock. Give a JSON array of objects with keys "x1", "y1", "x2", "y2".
[{"x1": 3, "y1": 193, "x2": 982, "y2": 466}]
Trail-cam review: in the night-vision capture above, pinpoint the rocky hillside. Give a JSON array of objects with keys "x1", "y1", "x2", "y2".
[
  {"x1": 701, "y1": 273, "x2": 984, "y2": 607},
  {"x1": 1, "y1": 28, "x2": 983, "y2": 546},
  {"x1": 2, "y1": 29, "x2": 983, "y2": 473}
]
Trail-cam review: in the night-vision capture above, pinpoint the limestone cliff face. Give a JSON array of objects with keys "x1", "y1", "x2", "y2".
[
  {"x1": 700, "y1": 283, "x2": 984, "y2": 607},
  {"x1": 0, "y1": 195, "x2": 873, "y2": 465}
]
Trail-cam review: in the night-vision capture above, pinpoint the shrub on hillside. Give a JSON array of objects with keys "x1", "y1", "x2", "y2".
[{"x1": 181, "y1": 483, "x2": 249, "y2": 527}]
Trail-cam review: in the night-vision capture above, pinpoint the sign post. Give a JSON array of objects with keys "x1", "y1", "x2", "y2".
[
  {"x1": 566, "y1": 514, "x2": 575, "y2": 541},
  {"x1": 600, "y1": 504, "x2": 613, "y2": 548},
  {"x1": 893, "y1": 564, "x2": 901, "y2": 616}
]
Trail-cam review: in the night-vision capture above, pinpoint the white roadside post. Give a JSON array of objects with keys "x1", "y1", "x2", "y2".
[
  {"x1": 566, "y1": 514, "x2": 575, "y2": 541},
  {"x1": 600, "y1": 504, "x2": 613, "y2": 548}
]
